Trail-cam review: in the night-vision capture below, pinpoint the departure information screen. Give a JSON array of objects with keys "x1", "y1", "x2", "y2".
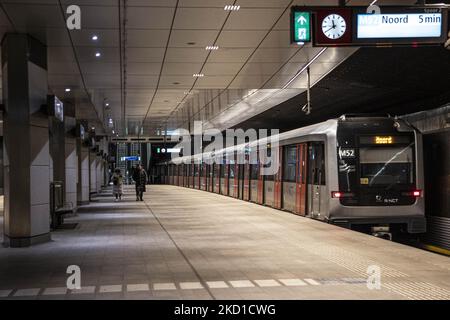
[{"x1": 357, "y1": 13, "x2": 443, "y2": 39}]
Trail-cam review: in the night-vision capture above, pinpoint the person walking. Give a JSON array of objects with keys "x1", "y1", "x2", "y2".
[
  {"x1": 132, "y1": 164, "x2": 147, "y2": 201},
  {"x1": 112, "y1": 168, "x2": 124, "y2": 201}
]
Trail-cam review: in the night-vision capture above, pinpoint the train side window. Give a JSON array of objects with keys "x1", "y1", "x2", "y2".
[
  {"x1": 308, "y1": 142, "x2": 326, "y2": 185},
  {"x1": 229, "y1": 165, "x2": 235, "y2": 178},
  {"x1": 250, "y1": 164, "x2": 258, "y2": 180},
  {"x1": 283, "y1": 146, "x2": 296, "y2": 182}
]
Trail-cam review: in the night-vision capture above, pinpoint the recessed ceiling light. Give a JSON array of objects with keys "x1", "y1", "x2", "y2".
[
  {"x1": 65, "y1": 88, "x2": 71, "y2": 92},
  {"x1": 205, "y1": 45, "x2": 219, "y2": 50},
  {"x1": 105, "y1": 102, "x2": 109, "y2": 107},
  {"x1": 193, "y1": 73, "x2": 204, "y2": 77},
  {"x1": 224, "y1": 5, "x2": 240, "y2": 11},
  {"x1": 95, "y1": 52, "x2": 101, "y2": 57},
  {"x1": 92, "y1": 35, "x2": 98, "y2": 41}
]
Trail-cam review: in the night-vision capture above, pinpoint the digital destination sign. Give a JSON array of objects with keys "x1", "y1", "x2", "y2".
[{"x1": 357, "y1": 13, "x2": 443, "y2": 39}]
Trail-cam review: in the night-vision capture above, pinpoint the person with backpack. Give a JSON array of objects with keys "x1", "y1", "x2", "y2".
[
  {"x1": 112, "y1": 168, "x2": 124, "y2": 201},
  {"x1": 132, "y1": 164, "x2": 147, "y2": 201}
]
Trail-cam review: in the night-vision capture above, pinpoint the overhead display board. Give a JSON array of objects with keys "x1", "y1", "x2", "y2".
[
  {"x1": 290, "y1": 6, "x2": 448, "y2": 47},
  {"x1": 356, "y1": 13, "x2": 443, "y2": 39}
]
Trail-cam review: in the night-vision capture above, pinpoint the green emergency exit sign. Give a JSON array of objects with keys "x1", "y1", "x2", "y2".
[{"x1": 293, "y1": 11, "x2": 311, "y2": 42}]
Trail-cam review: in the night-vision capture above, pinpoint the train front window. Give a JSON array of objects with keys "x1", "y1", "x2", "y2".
[{"x1": 359, "y1": 143, "x2": 414, "y2": 187}]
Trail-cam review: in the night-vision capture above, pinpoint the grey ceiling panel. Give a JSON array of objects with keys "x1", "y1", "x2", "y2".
[{"x1": 0, "y1": 0, "x2": 359, "y2": 135}]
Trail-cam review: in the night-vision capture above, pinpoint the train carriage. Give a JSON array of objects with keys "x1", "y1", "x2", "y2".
[{"x1": 161, "y1": 115, "x2": 426, "y2": 236}]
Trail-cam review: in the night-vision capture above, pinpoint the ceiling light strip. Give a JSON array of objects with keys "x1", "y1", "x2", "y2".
[
  {"x1": 165, "y1": 0, "x2": 239, "y2": 124},
  {"x1": 57, "y1": 0, "x2": 105, "y2": 132},
  {"x1": 140, "y1": 0, "x2": 180, "y2": 135},
  {"x1": 224, "y1": 5, "x2": 240, "y2": 11}
]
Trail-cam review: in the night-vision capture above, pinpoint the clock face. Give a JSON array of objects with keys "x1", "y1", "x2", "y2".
[{"x1": 321, "y1": 14, "x2": 347, "y2": 40}]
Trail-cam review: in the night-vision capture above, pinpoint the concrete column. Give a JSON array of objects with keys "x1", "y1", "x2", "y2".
[
  {"x1": 64, "y1": 102, "x2": 77, "y2": 211},
  {"x1": 1, "y1": 34, "x2": 51, "y2": 247},
  {"x1": 89, "y1": 150, "x2": 97, "y2": 196},
  {"x1": 76, "y1": 130, "x2": 89, "y2": 205},
  {"x1": 96, "y1": 154, "x2": 102, "y2": 192}
]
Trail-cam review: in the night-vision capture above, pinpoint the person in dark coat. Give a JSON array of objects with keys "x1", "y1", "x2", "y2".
[{"x1": 132, "y1": 164, "x2": 147, "y2": 201}]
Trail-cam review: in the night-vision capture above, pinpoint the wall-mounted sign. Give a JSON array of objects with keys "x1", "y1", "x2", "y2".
[
  {"x1": 80, "y1": 124, "x2": 85, "y2": 140},
  {"x1": 290, "y1": 6, "x2": 448, "y2": 47},
  {"x1": 357, "y1": 13, "x2": 443, "y2": 39},
  {"x1": 54, "y1": 97, "x2": 64, "y2": 122},
  {"x1": 292, "y1": 11, "x2": 311, "y2": 42},
  {"x1": 121, "y1": 156, "x2": 140, "y2": 161},
  {"x1": 47, "y1": 95, "x2": 64, "y2": 122}
]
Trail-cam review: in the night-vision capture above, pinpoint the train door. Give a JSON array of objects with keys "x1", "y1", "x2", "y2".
[
  {"x1": 307, "y1": 142, "x2": 326, "y2": 217},
  {"x1": 185, "y1": 164, "x2": 189, "y2": 187},
  {"x1": 249, "y1": 164, "x2": 258, "y2": 202},
  {"x1": 223, "y1": 163, "x2": 229, "y2": 196},
  {"x1": 243, "y1": 161, "x2": 250, "y2": 201},
  {"x1": 296, "y1": 144, "x2": 307, "y2": 215},
  {"x1": 196, "y1": 164, "x2": 200, "y2": 189},
  {"x1": 219, "y1": 163, "x2": 224, "y2": 194},
  {"x1": 233, "y1": 161, "x2": 240, "y2": 198},
  {"x1": 263, "y1": 147, "x2": 277, "y2": 207},
  {"x1": 208, "y1": 164, "x2": 213, "y2": 192},
  {"x1": 192, "y1": 164, "x2": 196, "y2": 188},
  {"x1": 282, "y1": 145, "x2": 296, "y2": 212},
  {"x1": 229, "y1": 159, "x2": 235, "y2": 197},
  {"x1": 257, "y1": 151, "x2": 264, "y2": 204},
  {"x1": 201, "y1": 164, "x2": 206, "y2": 190},
  {"x1": 238, "y1": 164, "x2": 244, "y2": 199},
  {"x1": 214, "y1": 164, "x2": 220, "y2": 193},
  {"x1": 180, "y1": 163, "x2": 187, "y2": 187},
  {"x1": 274, "y1": 146, "x2": 283, "y2": 209}
]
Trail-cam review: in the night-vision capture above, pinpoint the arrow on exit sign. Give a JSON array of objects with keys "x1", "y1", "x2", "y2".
[{"x1": 293, "y1": 11, "x2": 311, "y2": 42}]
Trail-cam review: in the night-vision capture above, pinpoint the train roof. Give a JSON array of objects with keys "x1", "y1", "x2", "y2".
[
  {"x1": 163, "y1": 115, "x2": 413, "y2": 165},
  {"x1": 168, "y1": 119, "x2": 338, "y2": 165}
]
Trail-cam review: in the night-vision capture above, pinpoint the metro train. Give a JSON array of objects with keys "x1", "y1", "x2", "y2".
[{"x1": 155, "y1": 115, "x2": 426, "y2": 237}]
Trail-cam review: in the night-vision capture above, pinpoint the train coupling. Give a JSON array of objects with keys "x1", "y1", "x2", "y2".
[{"x1": 371, "y1": 225, "x2": 392, "y2": 241}]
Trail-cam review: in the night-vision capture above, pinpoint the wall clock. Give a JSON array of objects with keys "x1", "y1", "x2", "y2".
[
  {"x1": 314, "y1": 8, "x2": 352, "y2": 46},
  {"x1": 321, "y1": 14, "x2": 347, "y2": 39}
]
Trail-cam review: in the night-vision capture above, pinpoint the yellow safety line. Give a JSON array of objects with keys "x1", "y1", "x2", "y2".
[{"x1": 422, "y1": 244, "x2": 450, "y2": 257}]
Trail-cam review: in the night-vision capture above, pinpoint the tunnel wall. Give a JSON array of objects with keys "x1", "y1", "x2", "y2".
[{"x1": 402, "y1": 105, "x2": 450, "y2": 250}]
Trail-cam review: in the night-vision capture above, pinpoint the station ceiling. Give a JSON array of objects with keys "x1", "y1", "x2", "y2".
[
  {"x1": 0, "y1": 0, "x2": 425, "y2": 136},
  {"x1": 235, "y1": 45, "x2": 450, "y2": 132}
]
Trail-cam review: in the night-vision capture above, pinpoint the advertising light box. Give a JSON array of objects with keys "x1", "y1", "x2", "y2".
[{"x1": 357, "y1": 13, "x2": 443, "y2": 39}]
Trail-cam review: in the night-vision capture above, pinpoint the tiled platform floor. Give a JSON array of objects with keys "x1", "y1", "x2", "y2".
[{"x1": 0, "y1": 185, "x2": 449, "y2": 300}]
